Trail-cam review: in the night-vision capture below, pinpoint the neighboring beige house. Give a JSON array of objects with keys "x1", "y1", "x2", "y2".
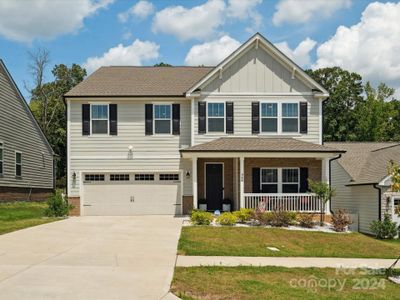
[
  {"x1": 328, "y1": 142, "x2": 400, "y2": 234},
  {"x1": 0, "y1": 59, "x2": 54, "y2": 201},
  {"x1": 64, "y1": 33, "x2": 344, "y2": 216}
]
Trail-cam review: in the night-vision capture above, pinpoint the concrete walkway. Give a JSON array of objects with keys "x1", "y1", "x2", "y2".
[
  {"x1": 0, "y1": 216, "x2": 183, "y2": 300},
  {"x1": 176, "y1": 256, "x2": 400, "y2": 269}
]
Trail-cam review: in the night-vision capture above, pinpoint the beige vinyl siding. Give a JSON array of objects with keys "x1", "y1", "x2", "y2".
[
  {"x1": 331, "y1": 161, "x2": 379, "y2": 234},
  {"x1": 0, "y1": 65, "x2": 53, "y2": 189},
  {"x1": 202, "y1": 45, "x2": 310, "y2": 94},
  {"x1": 193, "y1": 96, "x2": 320, "y2": 145},
  {"x1": 68, "y1": 99, "x2": 191, "y2": 196}
]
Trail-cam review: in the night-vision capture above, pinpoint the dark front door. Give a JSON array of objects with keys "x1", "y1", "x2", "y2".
[{"x1": 205, "y1": 163, "x2": 223, "y2": 211}]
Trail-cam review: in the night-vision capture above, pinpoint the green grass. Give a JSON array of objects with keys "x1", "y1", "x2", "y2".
[
  {"x1": 172, "y1": 266, "x2": 400, "y2": 300},
  {"x1": 178, "y1": 227, "x2": 400, "y2": 258},
  {"x1": 0, "y1": 202, "x2": 61, "y2": 235}
]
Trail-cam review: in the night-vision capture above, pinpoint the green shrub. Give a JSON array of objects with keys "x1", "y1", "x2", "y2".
[
  {"x1": 331, "y1": 209, "x2": 352, "y2": 232},
  {"x1": 216, "y1": 212, "x2": 238, "y2": 226},
  {"x1": 44, "y1": 190, "x2": 72, "y2": 217},
  {"x1": 370, "y1": 214, "x2": 398, "y2": 239},
  {"x1": 269, "y1": 209, "x2": 297, "y2": 227},
  {"x1": 297, "y1": 214, "x2": 315, "y2": 228},
  {"x1": 251, "y1": 211, "x2": 273, "y2": 225},
  {"x1": 190, "y1": 210, "x2": 214, "y2": 225},
  {"x1": 233, "y1": 208, "x2": 254, "y2": 223}
]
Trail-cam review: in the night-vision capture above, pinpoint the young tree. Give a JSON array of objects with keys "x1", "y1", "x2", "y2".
[
  {"x1": 308, "y1": 179, "x2": 336, "y2": 225},
  {"x1": 28, "y1": 48, "x2": 86, "y2": 186}
]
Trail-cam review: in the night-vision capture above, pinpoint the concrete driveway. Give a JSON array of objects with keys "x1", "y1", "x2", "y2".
[{"x1": 0, "y1": 216, "x2": 183, "y2": 300}]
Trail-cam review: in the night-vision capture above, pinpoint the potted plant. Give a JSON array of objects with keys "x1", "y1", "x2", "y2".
[
  {"x1": 198, "y1": 199, "x2": 207, "y2": 211},
  {"x1": 222, "y1": 198, "x2": 231, "y2": 212}
]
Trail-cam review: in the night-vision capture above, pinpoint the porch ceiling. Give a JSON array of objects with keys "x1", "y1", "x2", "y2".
[{"x1": 181, "y1": 138, "x2": 344, "y2": 158}]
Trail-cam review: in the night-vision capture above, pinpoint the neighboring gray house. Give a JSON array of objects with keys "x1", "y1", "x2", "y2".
[
  {"x1": 328, "y1": 142, "x2": 400, "y2": 234},
  {"x1": 65, "y1": 33, "x2": 343, "y2": 216},
  {"x1": 0, "y1": 59, "x2": 54, "y2": 201}
]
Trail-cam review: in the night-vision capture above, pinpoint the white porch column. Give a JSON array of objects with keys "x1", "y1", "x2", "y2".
[
  {"x1": 240, "y1": 156, "x2": 245, "y2": 209},
  {"x1": 192, "y1": 157, "x2": 198, "y2": 209},
  {"x1": 322, "y1": 157, "x2": 331, "y2": 214}
]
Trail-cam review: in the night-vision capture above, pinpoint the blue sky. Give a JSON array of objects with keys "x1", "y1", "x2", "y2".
[{"x1": 0, "y1": 0, "x2": 399, "y2": 99}]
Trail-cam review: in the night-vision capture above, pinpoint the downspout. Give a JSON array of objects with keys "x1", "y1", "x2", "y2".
[
  {"x1": 373, "y1": 184, "x2": 382, "y2": 221},
  {"x1": 328, "y1": 154, "x2": 342, "y2": 214},
  {"x1": 321, "y1": 98, "x2": 328, "y2": 145}
]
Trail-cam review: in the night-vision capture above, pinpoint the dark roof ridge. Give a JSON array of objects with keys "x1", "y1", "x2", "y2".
[{"x1": 371, "y1": 143, "x2": 400, "y2": 152}]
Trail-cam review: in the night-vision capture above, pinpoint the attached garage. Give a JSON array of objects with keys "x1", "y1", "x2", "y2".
[{"x1": 82, "y1": 172, "x2": 182, "y2": 216}]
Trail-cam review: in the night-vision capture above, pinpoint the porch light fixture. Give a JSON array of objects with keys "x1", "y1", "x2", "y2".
[
  {"x1": 186, "y1": 171, "x2": 191, "y2": 179},
  {"x1": 72, "y1": 172, "x2": 76, "y2": 181}
]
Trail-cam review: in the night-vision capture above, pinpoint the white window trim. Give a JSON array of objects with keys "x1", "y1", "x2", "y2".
[
  {"x1": 260, "y1": 102, "x2": 278, "y2": 133},
  {"x1": 153, "y1": 103, "x2": 172, "y2": 135},
  {"x1": 206, "y1": 101, "x2": 226, "y2": 134},
  {"x1": 282, "y1": 102, "x2": 300, "y2": 134},
  {"x1": 259, "y1": 100, "x2": 300, "y2": 135},
  {"x1": 0, "y1": 141, "x2": 3, "y2": 175},
  {"x1": 15, "y1": 151, "x2": 22, "y2": 178},
  {"x1": 90, "y1": 103, "x2": 109, "y2": 136},
  {"x1": 260, "y1": 167, "x2": 300, "y2": 193}
]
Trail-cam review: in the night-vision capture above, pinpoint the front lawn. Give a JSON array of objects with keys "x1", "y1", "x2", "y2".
[
  {"x1": 0, "y1": 202, "x2": 61, "y2": 235},
  {"x1": 178, "y1": 227, "x2": 400, "y2": 258},
  {"x1": 172, "y1": 266, "x2": 400, "y2": 300}
]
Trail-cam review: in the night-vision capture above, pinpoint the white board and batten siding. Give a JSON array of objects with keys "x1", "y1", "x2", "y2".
[
  {"x1": 0, "y1": 63, "x2": 53, "y2": 189},
  {"x1": 67, "y1": 99, "x2": 193, "y2": 197},
  {"x1": 193, "y1": 45, "x2": 322, "y2": 146},
  {"x1": 331, "y1": 161, "x2": 379, "y2": 234}
]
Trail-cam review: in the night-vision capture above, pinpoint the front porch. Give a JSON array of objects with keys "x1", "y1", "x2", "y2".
[
  {"x1": 193, "y1": 157, "x2": 326, "y2": 213},
  {"x1": 181, "y1": 138, "x2": 344, "y2": 214}
]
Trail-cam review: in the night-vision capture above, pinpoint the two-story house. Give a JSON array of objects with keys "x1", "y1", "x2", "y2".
[
  {"x1": 0, "y1": 59, "x2": 54, "y2": 201},
  {"x1": 65, "y1": 33, "x2": 343, "y2": 216}
]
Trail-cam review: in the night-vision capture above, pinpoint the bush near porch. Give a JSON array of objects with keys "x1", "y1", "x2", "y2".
[{"x1": 178, "y1": 226, "x2": 400, "y2": 258}]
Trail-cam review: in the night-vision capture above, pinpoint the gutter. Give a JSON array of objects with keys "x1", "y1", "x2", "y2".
[
  {"x1": 328, "y1": 154, "x2": 342, "y2": 214},
  {"x1": 373, "y1": 184, "x2": 382, "y2": 221}
]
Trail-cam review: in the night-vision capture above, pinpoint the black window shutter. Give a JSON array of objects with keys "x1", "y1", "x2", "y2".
[
  {"x1": 299, "y1": 167, "x2": 309, "y2": 192},
  {"x1": 172, "y1": 104, "x2": 180, "y2": 135},
  {"x1": 252, "y1": 168, "x2": 261, "y2": 193},
  {"x1": 252, "y1": 102, "x2": 260, "y2": 134},
  {"x1": 226, "y1": 102, "x2": 234, "y2": 134},
  {"x1": 82, "y1": 104, "x2": 90, "y2": 135},
  {"x1": 198, "y1": 102, "x2": 206, "y2": 134},
  {"x1": 109, "y1": 104, "x2": 117, "y2": 135},
  {"x1": 145, "y1": 104, "x2": 153, "y2": 135},
  {"x1": 300, "y1": 102, "x2": 308, "y2": 134}
]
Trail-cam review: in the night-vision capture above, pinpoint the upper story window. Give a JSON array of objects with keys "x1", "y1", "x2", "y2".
[
  {"x1": 261, "y1": 103, "x2": 278, "y2": 133},
  {"x1": 154, "y1": 104, "x2": 171, "y2": 134},
  {"x1": 282, "y1": 103, "x2": 298, "y2": 133},
  {"x1": 91, "y1": 104, "x2": 108, "y2": 134},
  {"x1": 15, "y1": 152, "x2": 22, "y2": 177},
  {"x1": 0, "y1": 142, "x2": 3, "y2": 175},
  {"x1": 207, "y1": 102, "x2": 225, "y2": 132},
  {"x1": 259, "y1": 102, "x2": 299, "y2": 134}
]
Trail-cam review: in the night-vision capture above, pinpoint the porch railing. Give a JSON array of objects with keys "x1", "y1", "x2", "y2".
[{"x1": 244, "y1": 193, "x2": 321, "y2": 213}]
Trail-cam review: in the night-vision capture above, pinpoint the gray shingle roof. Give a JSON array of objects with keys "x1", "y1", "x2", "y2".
[
  {"x1": 326, "y1": 142, "x2": 400, "y2": 184},
  {"x1": 182, "y1": 138, "x2": 344, "y2": 153},
  {"x1": 65, "y1": 66, "x2": 213, "y2": 97}
]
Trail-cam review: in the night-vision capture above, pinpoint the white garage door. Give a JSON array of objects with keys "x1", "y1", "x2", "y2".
[{"x1": 82, "y1": 173, "x2": 181, "y2": 215}]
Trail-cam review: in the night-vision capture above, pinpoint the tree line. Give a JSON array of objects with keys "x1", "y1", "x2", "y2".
[{"x1": 26, "y1": 51, "x2": 400, "y2": 186}]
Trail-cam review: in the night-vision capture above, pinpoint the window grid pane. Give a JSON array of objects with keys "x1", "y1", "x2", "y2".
[
  {"x1": 160, "y1": 174, "x2": 179, "y2": 181},
  {"x1": 261, "y1": 169, "x2": 278, "y2": 183},
  {"x1": 134, "y1": 174, "x2": 154, "y2": 181},
  {"x1": 282, "y1": 103, "x2": 298, "y2": 117},
  {"x1": 261, "y1": 103, "x2": 277, "y2": 117},
  {"x1": 282, "y1": 169, "x2": 299, "y2": 183},
  {"x1": 155, "y1": 105, "x2": 171, "y2": 119},
  {"x1": 91, "y1": 105, "x2": 108, "y2": 119},
  {"x1": 208, "y1": 103, "x2": 224, "y2": 117}
]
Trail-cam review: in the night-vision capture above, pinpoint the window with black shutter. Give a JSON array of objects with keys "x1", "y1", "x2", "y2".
[
  {"x1": 198, "y1": 102, "x2": 206, "y2": 134},
  {"x1": 300, "y1": 102, "x2": 308, "y2": 134},
  {"x1": 109, "y1": 104, "x2": 117, "y2": 135},
  {"x1": 226, "y1": 102, "x2": 234, "y2": 134},
  {"x1": 172, "y1": 104, "x2": 180, "y2": 135},
  {"x1": 82, "y1": 104, "x2": 90, "y2": 135},
  {"x1": 145, "y1": 104, "x2": 153, "y2": 135},
  {"x1": 252, "y1": 102, "x2": 260, "y2": 134}
]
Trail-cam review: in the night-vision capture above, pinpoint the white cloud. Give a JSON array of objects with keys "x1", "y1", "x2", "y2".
[
  {"x1": 185, "y1": 35, "x2": 240, "y2": 66},
  {"x1": 118, "y1": 0, "x2": 155, "y2": 22},
  {"x1": 275, "y1": 38, "x2": 317, "y2": 67},
  {"x1": 152, "y1": 0, "x2": 226, "y2": 41},
  {"x1": 84, "y1": 39, "x2": 160, "y2": 73},
  {"x1": 227, "y1": 0, "x2": 262, "y2": 32},
  {"x1": 272, "y1": 0, "x2": 351, "y2": 26},
  {"x1": 0, "y1": 0, "x2": 113, "y2": 42},
  {"x1": 313, "y1": 2, "x2": 400, "y2": 93}
]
